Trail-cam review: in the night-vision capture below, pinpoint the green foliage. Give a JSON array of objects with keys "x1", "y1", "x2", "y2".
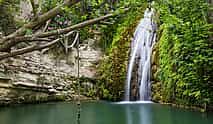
[
  {"x1": 156, "y1": 0, "x2": 213, "y2": 107},
  {"x1": 96, "y1": 1, "x2": 147, "y2": 101},
  {"x1": 99, "y1": 0, "x2": 148, "y2": 52},
  {"x1": 25, "y1": 28, "x2": 33, "y2": 35},
  {"x1": 41, "y1": 0, "x2": 63, "y2": 12}
]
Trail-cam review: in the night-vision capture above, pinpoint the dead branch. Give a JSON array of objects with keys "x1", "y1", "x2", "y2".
[
  {"x1": 30, "y1": 13, "x2": 115, "y2": 38},
  {"x1": 0, "y1": 0, "x2": 81, "y2": 43},
  {"x1": 99, "y1": 21, "x2": 114, "y2": 25},
  {"x1": 0, "y1": 13, "x2": 114, "y2": 52},
  {"x1": 43, "y1": 19, "x2": 52, "y2": 32},
  {"x1": 0, "y1": 39, "x2": 60, "y2": 60},
  {"x1": 0, "y1": 8, "x2": 130, "y2": 60}
]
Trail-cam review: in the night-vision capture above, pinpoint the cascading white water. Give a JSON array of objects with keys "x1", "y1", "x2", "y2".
[{"x1": 125, "y1": 8, "x2": 157, "y2": 101}]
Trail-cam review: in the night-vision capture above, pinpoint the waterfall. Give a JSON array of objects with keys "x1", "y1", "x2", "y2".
[{"x1": 125, "y1": 8, "x2": 157, "y2": 101}]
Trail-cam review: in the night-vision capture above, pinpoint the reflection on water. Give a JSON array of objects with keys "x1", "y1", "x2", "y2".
[
  {"x1": 125, "y1": 103, "x2": 152, "y2": 124},
  {"x1": 126, "y1": 106, "x2": 133, "y2": 124},
  {"x1": 0, "y1": 102, "x2": 213, "y2": 124},
  {"x1": 139, "y1": 104, "x2": 152, "y2": 124},
  {"x1": 0, "y1": 102, "x2": 77, "y2": 124}
]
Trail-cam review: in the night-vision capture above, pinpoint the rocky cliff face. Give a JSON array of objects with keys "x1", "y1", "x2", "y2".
[
  {"x1": 0, "y1": 0, "x2": 103, "y2": 105},
  {"x1": 0, "y1": 38, "x2": 102, "y2": 106}
]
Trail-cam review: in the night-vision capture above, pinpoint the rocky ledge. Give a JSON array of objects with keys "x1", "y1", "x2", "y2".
[{"x1": 0, "y1": 38, "x2": 101, "y2": 106}]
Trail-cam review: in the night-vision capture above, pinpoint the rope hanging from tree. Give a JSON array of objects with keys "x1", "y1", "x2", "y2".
[
  {"x1": 35, "y1": 29, "x2": 81, "y2": 124},
  {"x1": 76, "y1": 30, "x2": 81, "y2": 124},
  {"x1": 61, "y1": 30, "x2": 81, "y2": 124}
]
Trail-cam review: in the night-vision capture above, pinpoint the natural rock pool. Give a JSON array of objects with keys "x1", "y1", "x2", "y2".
[{"x1": 0, "y1": 101, "x2": 212, "y2": 124}]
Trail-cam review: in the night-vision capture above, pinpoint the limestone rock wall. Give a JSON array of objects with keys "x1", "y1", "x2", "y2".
[{"x1": 0, "y1": 38, "x2": 102, "y2": 105}]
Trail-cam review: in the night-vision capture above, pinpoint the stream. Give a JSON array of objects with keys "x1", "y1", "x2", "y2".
[{"x1": 0, "y1": 101, "x2": 212, "y2": 124}]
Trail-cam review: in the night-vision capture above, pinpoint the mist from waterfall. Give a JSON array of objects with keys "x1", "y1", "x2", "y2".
[{"x1": 125, "y1": 8, "x2": 157, "y2": 101}]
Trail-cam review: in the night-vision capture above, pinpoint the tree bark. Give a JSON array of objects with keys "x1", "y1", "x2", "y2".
[
  {"x1": 9, "y1": 8, "x2": 129, "y2": 42},
  {"x1": 0, "y1": 39, "x2": 60, "y2": 60},
  {"x1": 0, "y1": 0, "x2": 81, "y2": 43},
  {"x1": 0, "y1": 8, "x2": 129, "y2": 59},
  {"x1": 0, "y1": 13, "x2": 115, "y2": 52}
]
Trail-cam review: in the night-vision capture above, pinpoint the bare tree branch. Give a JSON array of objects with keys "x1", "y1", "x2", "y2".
[
  {"x1": 33, "y1": 13, "x2": 115, "y2": 38},
  {"x1": 43, "y1": 19, "x2": 52, "y2": 32},
  {"x1": 0, "y1": 0, "x2": 81, "y2": 43},
  {"x1": 0, "y1": 39, "x2": 60, "y2": 60},
  {"x1": 0, "y1": 13, "x2": 114, "y2": 52},
  {"x1": 0, "y1": 8, "x2": 130, "y2": 60},
  {"x1": 99, "y1": 21, "x2": 114, "y2": 25}
]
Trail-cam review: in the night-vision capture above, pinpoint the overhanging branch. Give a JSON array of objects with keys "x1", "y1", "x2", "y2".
[
  {"x1": 0, "y1": 13, "x2": 114, "y2": 52},
  {"x1": 0, "y1": 39, "x2": 60, "y2": 60},
  {"x1": 0, "y1": 8, "x2": 130, "y2": 60},
  {"x1": 28, "y1": 13, "x2": 115, "y2": 38},
  {"x1": 0, "y1": 0, "x2": 81, "y2": 43}
]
